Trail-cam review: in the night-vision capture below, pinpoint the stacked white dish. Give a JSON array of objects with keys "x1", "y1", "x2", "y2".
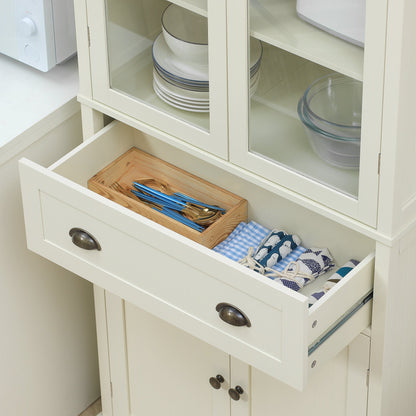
[{"x1": 152, "y1": 4, "x2": 262, "y2": 112}]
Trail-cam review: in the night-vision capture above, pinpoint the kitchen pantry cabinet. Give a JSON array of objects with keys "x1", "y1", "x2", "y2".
[{"x1": 18, "y1": 0, "x2": 416, "y2": 415}]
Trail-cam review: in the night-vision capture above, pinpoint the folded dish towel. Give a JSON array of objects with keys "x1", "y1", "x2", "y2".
[
  {"x1": 254, "y1": 229, "x2": 302, "y2": 268},
  {"x1": 266, "y1": 247, "x2": 335, "y2": 291},
  {"x1": 254, "y1": 230, "x2": 288, "y2": 262},
  {"x1": 213, "y1": 221, "x2": 306, "y2": 274},
  {"x1": 308, "y1": 259, "x2": 359, "y2": 306},
  {"x1": 212, "y1": 221, "x2": 270, "y2": 262}
]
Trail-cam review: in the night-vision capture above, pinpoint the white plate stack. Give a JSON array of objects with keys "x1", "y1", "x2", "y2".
[{"x1": 152, "y1": 4, "x2": 262, "y2": 113}]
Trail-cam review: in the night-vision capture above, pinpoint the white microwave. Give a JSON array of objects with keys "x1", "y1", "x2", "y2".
[{"x1": 0, "y1": 0, "x2": 77, "y2": 72}]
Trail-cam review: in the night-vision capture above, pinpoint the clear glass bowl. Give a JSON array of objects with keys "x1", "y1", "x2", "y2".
[
  {"x1": 297, "y1": 97, "x2": 360, "y2": 169},
  {"x1": 302, "y1": 73, "x2": 362, "y2": 139}
]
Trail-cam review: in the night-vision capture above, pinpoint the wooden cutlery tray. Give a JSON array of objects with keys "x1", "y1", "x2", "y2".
[{"x1": 87, "y1": 147, "x2": 247, "y2": 248}]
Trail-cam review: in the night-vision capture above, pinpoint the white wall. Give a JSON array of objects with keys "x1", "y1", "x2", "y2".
[{"x1": 0, "y1": 109, "x2": 100, "y2": 416}]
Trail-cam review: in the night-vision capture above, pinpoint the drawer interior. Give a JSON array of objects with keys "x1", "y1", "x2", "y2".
[
  {"x1": 51, "y1": 120, "x2": 375, "y2": 334},
  {"x1": 52, "y1": 121, "x2": 375, "y2": 264}
]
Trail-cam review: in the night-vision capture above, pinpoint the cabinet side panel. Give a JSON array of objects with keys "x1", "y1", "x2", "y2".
[
  {"x1": 378, "y1": 0, "x2": 416, "y2": 236},
  {"x1": 369, "y1": 238, "x2": 416, "y2": 416}
]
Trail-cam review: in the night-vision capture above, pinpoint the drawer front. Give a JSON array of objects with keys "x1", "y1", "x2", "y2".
[
  {"x1": 19, "y1": 121, "x2": 374, "y2": 390},
  {"x1": 41, "y1": 191, "x2": 287, "y2": 360}
]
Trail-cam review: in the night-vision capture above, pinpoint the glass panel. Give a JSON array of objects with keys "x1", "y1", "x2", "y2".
[
  {"x1": 105, "y1": 0, "x2": 210, "y2": 130},
  {"x1": 248, "y1": 0, "x2": 365, "y2": 198}
]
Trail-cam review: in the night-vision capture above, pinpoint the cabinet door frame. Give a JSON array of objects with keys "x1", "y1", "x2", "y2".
[
  {"x1": 86, "y1": 0, "x2": 229, "y2": 158},
  {"x1": 103, "y1": 292, "x2": 231, "y2": 416},
  {"x1": 227, "y1": 0, "x2": 388, "y2": 227}
]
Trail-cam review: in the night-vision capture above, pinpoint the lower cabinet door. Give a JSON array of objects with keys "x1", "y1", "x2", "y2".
[
  {"x1": 103, "y1": 292, "x2": 369, "y2": 416},
  {"x1": 247, "y1": 333, "x2": 370, "y2": 416},
  {"x1": 122, "y1": 300, "x2": 231, "y2": 416}
]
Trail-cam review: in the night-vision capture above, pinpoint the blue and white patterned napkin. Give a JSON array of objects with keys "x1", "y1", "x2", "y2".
[
  {"x1": 269, "y1": 247, "x2": 335, "y2": 291},
  {"x1": 308, "y1": 259, "x2": 359, "y2": 306},
  {"x1": 212, "y1": 221, "x2": 269, "y2": 262},
  {"x1": 213, "y1": 221, "x2": 306, "y2": 275}
]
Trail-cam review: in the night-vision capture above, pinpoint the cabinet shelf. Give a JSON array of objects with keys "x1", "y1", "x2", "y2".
[
  {"x1": 249, "y1": 45, "x2": 359, "y2": 198},
  {"x1": 249, "y1": 99, "x2": 359, "y2": 197},
  {"x1": 250, "y1": 0, "x2": 364, "y2": 81},
  {"x1": 170, "y1": 0, "x2": 207, "y2": 16}
]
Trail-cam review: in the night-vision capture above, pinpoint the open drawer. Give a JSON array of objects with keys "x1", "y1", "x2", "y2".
[{"x1": 19, "y1": 121, "x2": 375, "y2": 390}]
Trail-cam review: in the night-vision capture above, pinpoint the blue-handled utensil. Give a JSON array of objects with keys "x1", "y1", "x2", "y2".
[
  {"x1": 133, "y1": 182, "x2": 186, "y2": 208},
  {"x1": 131, "y1": 189, "x2": 183, "y2": 211},
  {"x1": 133, "y1": 181, "x2": 224, "y2": 226}
]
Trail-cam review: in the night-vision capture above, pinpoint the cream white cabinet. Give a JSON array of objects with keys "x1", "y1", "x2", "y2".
[{"x1": 18, "y1": 0, "x2": 416, "y2": 415}]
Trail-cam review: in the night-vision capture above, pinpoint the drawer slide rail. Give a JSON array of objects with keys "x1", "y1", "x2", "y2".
[{"x1": 308, "y1": 291, "x2": 373, "y2": 356}]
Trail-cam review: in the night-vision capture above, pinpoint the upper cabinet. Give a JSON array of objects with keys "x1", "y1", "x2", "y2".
[
  {"x1": 87, "y1": 0, "x2": 229, "y2": 157},
  {"x1": 227, "y1": 0, "x2": 387, "y2": 227},
  {"x1": 85, "y1": 0, "x2": 388, "y2": 226}
]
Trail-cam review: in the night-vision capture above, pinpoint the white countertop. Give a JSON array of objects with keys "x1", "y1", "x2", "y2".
[{"x1": 0, "y1": 54, "x2": 79, "y2": 164}]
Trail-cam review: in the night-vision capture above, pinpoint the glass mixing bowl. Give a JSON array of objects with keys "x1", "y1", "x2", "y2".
[
  {"x1": 302, "y1": 73, "x2": 362, "y2": 139},
  {"x1": 297, "y1": 97, "x2": 360, "y2": 169}
]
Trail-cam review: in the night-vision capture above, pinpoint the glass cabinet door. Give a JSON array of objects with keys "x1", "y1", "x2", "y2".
[
  {"x1": 227, "y1": 0, "x2": 387, "y2": 226},
  {"x1": 87, "y1": 0, "x2": 228, "y2": 158}
]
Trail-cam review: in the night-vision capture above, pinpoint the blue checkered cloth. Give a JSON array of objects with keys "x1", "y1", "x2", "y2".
[{"x1": 213, "y1": 221, "x2": 306, "y2": 274}]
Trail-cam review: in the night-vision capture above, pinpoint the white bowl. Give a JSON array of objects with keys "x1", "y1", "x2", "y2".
[{"x1": 161, "y1": 4, "x2": 208, "y2": 65}]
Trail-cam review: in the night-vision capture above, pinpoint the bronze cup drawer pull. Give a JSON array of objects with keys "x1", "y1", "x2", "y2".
[
  {"x1": 69, "y1": 228, "x2": 101, "y2": 251},
  {"x1": 215, "y1": 303, "x2": 251, "y2": 327}
]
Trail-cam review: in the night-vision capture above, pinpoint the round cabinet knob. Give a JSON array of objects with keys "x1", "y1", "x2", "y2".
[
  {"x1": 69, "y1": 228, "x2": 101, "y2": 251},
  {"x1": 19, "y1": 17, "x2": 37, "y2": 37},
  {"x1": 209, "y1": 374, "x2": 225, "y2": 390},
  {"x1": 216, "y1": 303, "x2": 251, "y2": 327},
  {"x1": 228, "y1": 385, "x2": 244, "y2": 401}
]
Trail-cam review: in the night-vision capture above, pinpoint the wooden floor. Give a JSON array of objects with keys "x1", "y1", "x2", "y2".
[{"x1": 79, "y1": 398, "x2": 102, "y2": 416}]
